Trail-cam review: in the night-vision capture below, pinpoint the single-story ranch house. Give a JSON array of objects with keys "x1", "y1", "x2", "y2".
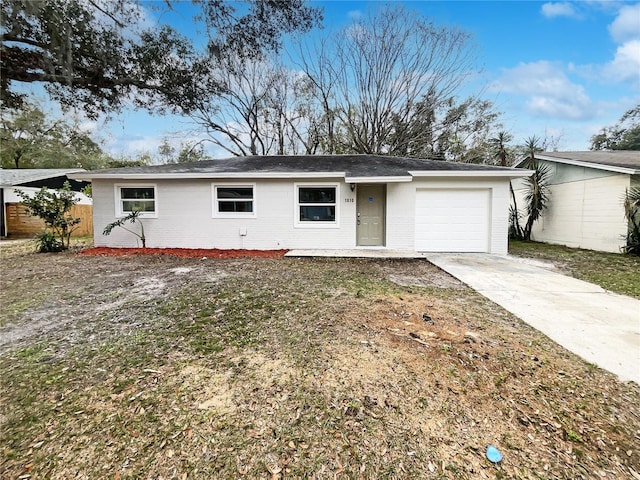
[
  {"x1": 512, "y1": 151, "x2": 640, "y2": 253},
  {"x1": 71, "y1": 155, "x2": 530, "y2": 254}
]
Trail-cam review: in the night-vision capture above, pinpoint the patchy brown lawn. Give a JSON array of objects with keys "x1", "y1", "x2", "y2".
[
  {"x1": 80, "y1": 247, "x2": 288, "y2": 259},
  {"x1": 509, "y1": 240, "x2": 640, "y2": 299},
  {"x1": 1, "y1": 241, "x2": 639, "y2": 479}
]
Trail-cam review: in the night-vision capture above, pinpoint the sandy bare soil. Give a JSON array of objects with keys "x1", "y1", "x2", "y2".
[{"x1": 1, "y1": 242, "x2": 638, "y2": 479}]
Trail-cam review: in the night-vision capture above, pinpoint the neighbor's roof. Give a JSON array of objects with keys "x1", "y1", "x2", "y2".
[
  {"x1": 70, "y1": 155, "x2": 529, "y2": 182},
  {"x1": 514, "y1": 151, "x2": 640, "y2": 174},
  {"x1": 0, "y1": 168, "x2": 86, "y2": 188}
]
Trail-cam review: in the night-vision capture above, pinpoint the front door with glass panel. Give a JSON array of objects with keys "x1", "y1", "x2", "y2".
[{"x1": 356, "y1": 185, "x2": 385, "y2": 246}]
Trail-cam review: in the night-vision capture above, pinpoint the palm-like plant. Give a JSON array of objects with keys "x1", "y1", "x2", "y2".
[
  {"x1": 623, "y1": 186, "x2": 640, "y2": 254},
  {"x1": 488, "y1": 131, "x2": 513, "y2": 166},
  {"x1": 522, "y1": 162, "x2": 552, "y2": 241},
  {"x1": 103, "y1": 210, "x2": 147, "y2": 248},
  {"x1": 520, "y1": 136, "x2": 549, "y2": 241},
  {"x1": 523, "y1": 135, "x2": 542, "y2": 169},
  {"x1": 488, "y1": 131, "x2": 523, "y2": 239}
]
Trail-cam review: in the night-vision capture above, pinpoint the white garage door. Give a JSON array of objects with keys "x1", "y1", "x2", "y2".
[{"x1": 415, "y1": 189, "x2": 490, "y2": 252}]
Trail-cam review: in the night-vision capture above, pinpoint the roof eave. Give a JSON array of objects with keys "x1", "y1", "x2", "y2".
[
  {"x1": 2, "y1": 168, "x2": 86, "y2": 186},
  {"x1": 514, "y1": 155, "x2": 639, "y2": 175},
  {"x1": 70, "y1": 169, "x2": 532, "y2": 182},
  {"x1": 69, "y1": 171, "x2": 347, "y2": 181},
  {"x1": 345, "y1": 176, "x2": 412, "y2": 183},
  {"x1": 409, "y1": 170, "x2": 532, "y2": 178}
]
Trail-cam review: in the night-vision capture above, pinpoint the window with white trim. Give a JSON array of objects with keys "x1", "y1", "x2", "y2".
[
  {"x1": 213, "y1": 184, "x2": 255, "y2": 217},
  {"x1": 115, "y1": 185, "x2": 157, "y2": 217},
  {"x1": 295, "y1": 184, "x2": 338, "y2": 226}
]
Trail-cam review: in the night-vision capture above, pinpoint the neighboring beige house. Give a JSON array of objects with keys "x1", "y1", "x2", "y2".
[
  {"x1": 512, "y1": 151, "x2": 640, "y2": 253},
  {"x1": 71, "y1": 155, "x2": 530, "y2": 254}
]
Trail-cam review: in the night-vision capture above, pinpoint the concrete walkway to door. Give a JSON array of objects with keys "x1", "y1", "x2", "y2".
[{"x1": 427, "y1": 253, "x2": 640, "y2": 384}]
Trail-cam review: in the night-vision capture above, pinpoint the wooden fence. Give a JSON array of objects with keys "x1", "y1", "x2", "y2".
[{"x1": 4, "y1": 203, "x2": 93, "y2": 237}]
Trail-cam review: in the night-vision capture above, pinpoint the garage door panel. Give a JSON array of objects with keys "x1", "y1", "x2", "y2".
[{"x1": 415, "y1": 189, "x2": 490, "y2": 252}]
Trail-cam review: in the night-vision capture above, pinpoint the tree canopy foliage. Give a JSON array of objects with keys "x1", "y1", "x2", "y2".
[
  {"x1": 0, "y1": 102, "x2": 106, "y2": 168},
  {"x1": 157, "y1": 137, "x2": 207, "y2": 164},
  {"x1": 2, "y1": 1, "x2": 516, "y2": 164},
  {"x1": 590, "y1": 105, "x2": 640, "y2": 151},
  {"x1": 1, "y1": 0, "x2": 321, "y2": 119},
  {"x1": 0, "y1": 101, "x2": 163, "y2": 169}
]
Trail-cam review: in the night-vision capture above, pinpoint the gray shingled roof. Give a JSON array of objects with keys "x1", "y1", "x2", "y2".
[
  {"x1": 520, "y1": 151, "x2": 640, "y2": 171},
  {"x1": 76, "y1": 155, "x2": 517, "y2": 178},
  {"x1": 0, "y1": 168, "x2": 86, "y2": 187}
]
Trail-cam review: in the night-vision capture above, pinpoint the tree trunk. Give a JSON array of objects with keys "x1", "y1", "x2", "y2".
[
  {"x1": 139, "y1": 221, "x2": 146, "y2": 248},
  {"x1": 499, "y1": 146, "x2": 507, "y2": 166},
  {"x1": 509, "y1": 182, "x2": 523, "y2": 239},
  {"x1": 523, "y1": 215, "x2": 535, "y2": 241}
]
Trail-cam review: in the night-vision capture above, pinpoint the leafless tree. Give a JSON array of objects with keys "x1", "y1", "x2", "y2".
[
  {"x1": 184, "y1": 55, "x2": 284, "y2": 156},
  {"x1": 298, "y1": 6, "x2": 500, "y2": 159},
  {"x1": 185, "y1": 54, "x2": 324, "y2": 156},
  {"x1": 182, "y1": 5, "x2": 502, "y2": 160},
  {"x1": 292, "y1": 37, "x2": 341, "y2": 153}
]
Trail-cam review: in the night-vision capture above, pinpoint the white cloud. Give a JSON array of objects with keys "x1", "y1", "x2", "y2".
[
  {"x1": 83, "y1": 0, "x2": 158, "y2": 39},
  {"x1": 207, "y1": 143, "x2": 233, "y2": 159},
  {"x1": 491, "y1": 61, "x2": 594, "y2": 120},
  {"x1": 78, "y1": 120, "x2": 98, "y2": 134},
  {"x1": 526, "y1": 96, "x2": 591, "y2": 120},
  {"x1": 602, "y1": 4, "x2": 640, "y2": 88},
  {"x1": 603, "y1": 39, "x2": 640, "y2": 86},
  {"x1": 105, "y1": 131, "x2": 222, "y2": 162},
  {"x1": 541, "y1": 2, "x2": 577, "y2": 18},
  {"x1": 107, "y1": 134, "x2": 163, "y2": 156},
  {"x1": 608, "y1": 3, "x2": 640, "y2": 43},
  {"x1": 570, "y1": 4, "x2": 640, "y2": 88}
]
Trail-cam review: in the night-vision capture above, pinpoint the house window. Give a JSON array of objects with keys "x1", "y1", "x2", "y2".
[
  {"x1": 213, "y1": 184, "x2": 255, "y2": 217},
  {"x1": 295, "y1": 184, "x2": 339, "y2": 226},
  {"x1": 115, "y1": 185, "x2": 157, "y2": 217}
]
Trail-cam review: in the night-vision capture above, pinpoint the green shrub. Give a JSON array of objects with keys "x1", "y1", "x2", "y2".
[
  {"x1": 16, "y1": 182, "x2": 81, "y2": 250},
  {"x1": 35, "y1": 231, "x2": 64, "y2": 253}
]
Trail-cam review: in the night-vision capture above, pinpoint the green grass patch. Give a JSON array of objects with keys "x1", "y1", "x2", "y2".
[{"x1": 509, "y1": 240, "x2": 640, "y2": 298}]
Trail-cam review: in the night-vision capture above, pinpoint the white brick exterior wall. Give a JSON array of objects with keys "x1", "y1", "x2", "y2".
[
  {"x1": 93, "y1": 178, "x2": 357, "y2": 249},
  {"x1": 386, "y1": 178, "x2": 509, "y2": 254},
  {"x1": 93, "y1": 176, "x2": 512, "y2": 253}
]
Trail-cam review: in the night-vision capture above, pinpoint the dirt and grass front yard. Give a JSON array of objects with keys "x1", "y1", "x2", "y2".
[{"x1": 1, "y1": 241, "x2": 639, "y2": 479}]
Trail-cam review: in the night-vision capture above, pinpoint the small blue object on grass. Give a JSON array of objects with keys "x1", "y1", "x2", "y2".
[{"x1": 486, "y1": 445, "x2": 503, "y2": 463}]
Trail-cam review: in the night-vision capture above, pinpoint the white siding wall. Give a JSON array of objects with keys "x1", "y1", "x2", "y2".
[
  {"x1": 93, "y1": 178, "x2": 357, "y2": 249},
  {"x1": 512, "y1": 174, "x2": 630, "y2": 253},
  {"x1": 386, "y1": 178, "x2": 510, "y2": 254},
  {"x1": 93, "y1": 176, "x2": 512, "y2": 253},
  {"x1": 4, "y1": 186, "x2": 92, "y2": 205}
]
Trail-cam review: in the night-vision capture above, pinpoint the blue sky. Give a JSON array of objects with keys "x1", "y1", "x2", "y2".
[{"x1": 84, "y1": 1, "x2": 640, "y2": 157}]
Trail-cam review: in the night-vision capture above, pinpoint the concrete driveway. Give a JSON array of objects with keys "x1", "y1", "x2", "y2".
[{"x1": 427, "y1": 253, "x2": 640, "y2": 384}]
